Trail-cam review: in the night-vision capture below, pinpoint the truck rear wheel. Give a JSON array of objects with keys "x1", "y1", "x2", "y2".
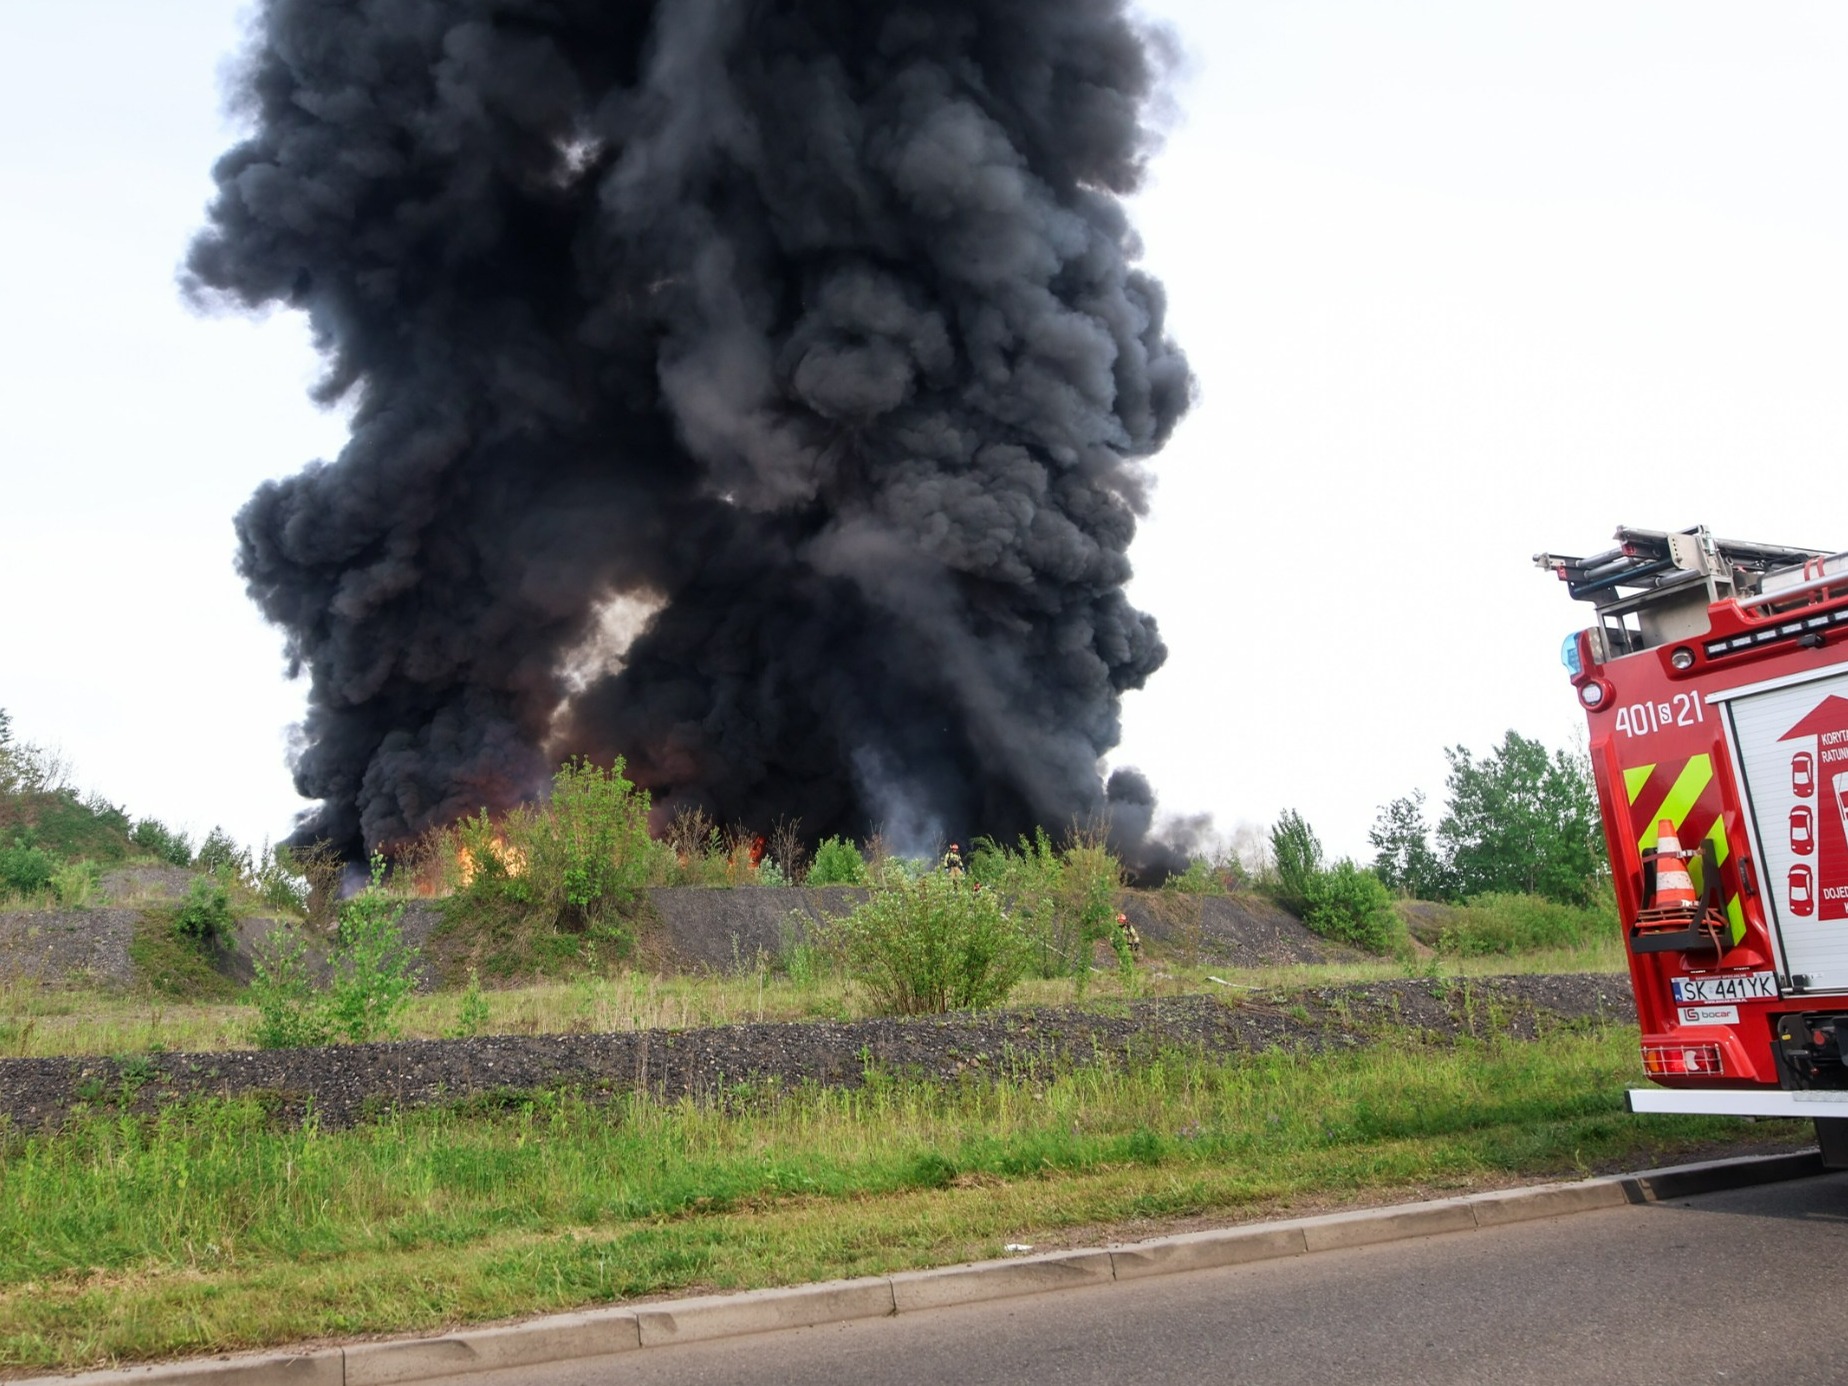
[{"x1": 1817, "y1": 1118, "x2": 1848, "y2": 1170}]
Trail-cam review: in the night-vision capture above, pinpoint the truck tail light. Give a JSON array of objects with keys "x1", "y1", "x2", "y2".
[{"x1": 1642, "y1": 1042, "x2": 1725, "y2": 1076}]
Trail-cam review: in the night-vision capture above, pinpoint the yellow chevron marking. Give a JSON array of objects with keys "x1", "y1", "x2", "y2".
[
  {"x1": 1636, "y1": 755, "x2": 1714, "y2": 855},
  {"x1": 1624, "y1": 765, "x2": 1656, "y2": 804},
  {"x1": 1727, "y1": 894, "x2": 1745, "y2": 945},
  {"x1": 1687, "y1": 818, "x2": 1732, "y2": 898}
]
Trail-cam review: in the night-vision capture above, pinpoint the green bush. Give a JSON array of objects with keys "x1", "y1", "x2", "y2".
[
  {"x1": 1164, "y1": 857, "x2": 1227, "y2": 896},
  {"x1": 326, "y1": 860, "x2": 420, "y2": 1042},
  {"x1": 828, "y1": 871, "x2": 1030, "y2": 1015},
  {"x1": 968, "y1": 830, "x2": 1128, "y2": 990},
  {"x1": 1268, "y1": 810, "x2": 1323, "y2": 914},
  {"x1": 249, "y1": 855, "x2": 421, "y2": 1048},
  {"x1": 1437, "y1": 891, "x2": 1617, "y2": 956},
  {"x1": 248, "y1": 924, "x2": 331, "y2": 1049},
  {"x1": 51, "y1": 859, "x2": 99, "y2": 908},
  {"x1": 1300, "y1": 859, "x2": 1404, "y2": 954},
  {"x1": 456, "y1": 758, "x2": 652, "y2": 935},
  {"x1": 252, "y1": 841, "x2": 308, "y2": 916},
  {"x1": 808, "y1": 836, "x2": 869, "y2": 886},
  {"x1": 0, "y1": 835, "x2": 56, "y2": 897},
  {"x1": 174, "y1": 876, "x2": 234, "y2": 943},
  {"x1": 195, "y1": 827, "x2": 252, "y2": 882},
  {"x1": 130, "y1": 818, "x2": 193, "y2": 867},
  {"x1": 447, "y1": 968, "x2": 491, "y2": 1039}
]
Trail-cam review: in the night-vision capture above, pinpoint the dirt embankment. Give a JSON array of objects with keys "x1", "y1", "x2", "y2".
[
  {"x1": 0, "y1": 974, "x2": 1636, "y2": 1133},
  {"x1": 3, "y1": 880, "x2": 1347, "y2": 992}
]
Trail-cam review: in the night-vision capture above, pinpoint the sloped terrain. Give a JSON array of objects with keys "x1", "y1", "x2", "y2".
[
  {"x1": 0, "y1": 973, "x2": 1637, "y2": 1132},
  {"x1": 3, "y1": 884, "x2": 1349, "y2": 992}
]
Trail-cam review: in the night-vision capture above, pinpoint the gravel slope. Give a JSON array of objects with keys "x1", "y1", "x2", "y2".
[{"x1": 0, "y1": 974, "x2": 1635, "y2": 1132}]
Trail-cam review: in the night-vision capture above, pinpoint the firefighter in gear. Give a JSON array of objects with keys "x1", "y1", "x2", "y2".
[
  {"x1": 1116, "y1": 911, "x2": 1141, "y2": 960},
  {"x1": 943, "y1": 843, "x2": 964, "y2": 879}
]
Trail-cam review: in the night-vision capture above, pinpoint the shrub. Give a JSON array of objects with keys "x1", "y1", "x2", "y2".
[
  {"x1": 51, "y1": 859, "x2": 99, "y2": 908},
  {"x1": 808, "y1": 836, "x2": 869, "y2": 886},
  {"x1": 248, "y1": 924, "x2": 331, "y2": 1049},
  {"x1": 1164, "y1": 857, "x2": 1227, "y2": 897},
  {"x1": 766, "y1": 817, "x2": 809, "y2": 885},
  {"x1": 195, "y1": 827, "x2": 251, "y2": 882},
  {"x1": 251, "y1": 841, "x2": 309, "y2": 916},
  {"x1": 250, "y1": 855, "x2": 421, "y2": 1048},
  {"x1": 448, "y1": 968, "x2": 491, "y2": 1038},
  {"x1": 1300, "y1": 859, "x2": 1403, "y2": 954},
  {"x1": 1437, "y1": 891, "x2": 1616, "y2": 956},
  {"x1": 778, "y1": 910, "x2": 831, "y2": 987},
  {"x1": 828, "y1": 871, "x2": 1030, "y2": 1015},
  {"x1": 129, "y1": 818, "x2": 193, "y2": 867},
  {"x1": 969, "y1": 830, "x2": 1128, "y2": 989},
  {"x1": 326, "y1": 857, "x2": 420, "y2": 1042},
  {"x1": 174, "y1": 875, "x2": 234, "y2": 942},
  {"x1": 1268, "y1": 810, "x2": 1323, "y2": 913},
  {"x1": 0, "y1": 835, "x2": 56, "y2": 897},
  {"x1": 458, "y1": 758, "x2": 653, "y2": 934}
]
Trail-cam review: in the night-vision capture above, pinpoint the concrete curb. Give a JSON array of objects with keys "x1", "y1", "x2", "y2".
[{"x1": 19, "y1": 1149, "x2": 1826, "y2": 1386}]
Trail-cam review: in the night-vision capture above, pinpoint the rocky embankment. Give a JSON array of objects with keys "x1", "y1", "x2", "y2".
[
  {"x1": 0, "y1": 876, "x2": 1348, "y2": 993},
  {"x1": 0, "y1": 974, "x2": 1635, "y2": 1132}
]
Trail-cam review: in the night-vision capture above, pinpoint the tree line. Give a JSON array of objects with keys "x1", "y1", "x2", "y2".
[{"x1": 1364, "y1": 730, "x2": 1603, "y2": 906}]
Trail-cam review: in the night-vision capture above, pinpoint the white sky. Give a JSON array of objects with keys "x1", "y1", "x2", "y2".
[{"x1": 2, "y1": 1, "x2": 1844, "y2": 861}]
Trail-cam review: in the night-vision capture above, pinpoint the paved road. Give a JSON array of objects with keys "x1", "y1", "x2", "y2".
[{"x1": 445, "y1": 1173, "x2": 1848, "y2": 1386}]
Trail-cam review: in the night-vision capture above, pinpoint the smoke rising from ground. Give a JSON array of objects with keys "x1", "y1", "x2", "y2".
[{"x1": 189, "y1": 0, "x2": 1195, "y2": 871}]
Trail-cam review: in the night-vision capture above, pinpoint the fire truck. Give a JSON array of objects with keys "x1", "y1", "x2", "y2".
[{"x1": 1538, "y1": 525, "x2": 1848, "y2": 1168}]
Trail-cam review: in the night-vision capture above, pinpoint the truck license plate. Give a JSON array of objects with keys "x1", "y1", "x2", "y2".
[{"x1": 1671, "y1": 972, "x2": 1779, "y2": 1004}]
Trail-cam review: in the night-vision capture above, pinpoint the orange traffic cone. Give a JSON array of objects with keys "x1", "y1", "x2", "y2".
[{"x1": 1652, "y1": 820, "x2": 1698, "y2": 910}]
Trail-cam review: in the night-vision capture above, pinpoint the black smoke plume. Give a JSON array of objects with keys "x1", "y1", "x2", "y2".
[{"x1": 188, "y1": 0, "x2": 1194, "y2": 870}]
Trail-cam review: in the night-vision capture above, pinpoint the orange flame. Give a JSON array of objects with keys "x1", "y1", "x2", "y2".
[{"x1": 457, "y1": 835, "x2": 527, "y2": 885}]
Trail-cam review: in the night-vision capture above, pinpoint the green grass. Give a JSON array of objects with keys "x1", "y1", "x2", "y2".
[
  {"x1": 0, "y1": 1025, "x2": 1805, "y2": 1372},
  {"x1": 0, "y1": 937, "x2": 1631, "y2": 1060},
  {"x1": 0, "y1": 792, "x2": 134, "y2": 866},
  {"x1": 122, "y1": 911, "x2": 240, "y2": 1003}
]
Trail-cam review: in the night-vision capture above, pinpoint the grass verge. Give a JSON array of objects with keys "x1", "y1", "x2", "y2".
[
  {"x1": 0, "y1": 941, "x2": 1629, "y2": 1060},
  {"x1": 0, "y1": 1024, "x2": 1804, "y2": 1372}
]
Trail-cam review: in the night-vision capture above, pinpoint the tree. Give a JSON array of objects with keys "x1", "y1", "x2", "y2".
[
  {"x1": 1368, "y1": 791, "x2": 1448, "y2": 899},
  {"x1": 0, "y1": 708, "x2": 15, "y2": 795},
  {"x1": 1436, "y1": 732, "x2": 1602, "y2": 904},
  {"x1": 1268, "y1": 809, "x2": 1323, "y2": 914}
]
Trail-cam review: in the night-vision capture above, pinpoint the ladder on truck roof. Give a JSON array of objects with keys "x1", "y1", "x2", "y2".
[{"x1": 1534, "y1": 526, "x2": 1830, "y2": 654}]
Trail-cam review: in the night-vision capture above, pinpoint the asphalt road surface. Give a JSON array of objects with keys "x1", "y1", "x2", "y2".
[{"x1": 437, "y1": 1173, "x2": 1848, "y2": 1386}]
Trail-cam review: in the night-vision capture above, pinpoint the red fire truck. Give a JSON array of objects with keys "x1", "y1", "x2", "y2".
[{"x1": 1538, "y1": 526, "x2": 1848, "y2": 1168}]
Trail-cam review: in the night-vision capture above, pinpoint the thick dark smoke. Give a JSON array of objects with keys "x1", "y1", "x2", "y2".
[{"x1": 189, "y1": 0, "x2": 1195, "y2": 871}]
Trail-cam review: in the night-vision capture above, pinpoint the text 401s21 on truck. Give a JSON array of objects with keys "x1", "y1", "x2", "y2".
[{"x1": 1539, "y1": 526, "x2": 1848, "y2": 1167}]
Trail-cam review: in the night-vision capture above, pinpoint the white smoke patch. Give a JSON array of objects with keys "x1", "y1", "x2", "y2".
[
  {"x1": 555, "y1": 591, "x2": 663, "y2": 697},
  {"x1": 554, "y1": 134, "x2": 605, "y2": 186},
  {"x1": 852, "y1": 745, "x2": 945, "y2": 862}
]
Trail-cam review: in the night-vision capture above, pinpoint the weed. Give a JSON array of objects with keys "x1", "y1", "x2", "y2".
[
  {"x1": 248, "y1": 924, "x2": 330, "y2": 1049},
  {"x1": 49, "y1": 859, "x2": 99, "y2": 909},
  {"x1": 449, "y1": 969, "x2": 491, "y2": 1039},
  {"x1": 325, "y1": 857, "x2": 420, "y2": 1042},
  {"x1": 0, "y1": 1030, "x2": 1797, "y2": 1375},
  {"x1": 248, "y1": 857, "x2": 420, "y2": 1047}
]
